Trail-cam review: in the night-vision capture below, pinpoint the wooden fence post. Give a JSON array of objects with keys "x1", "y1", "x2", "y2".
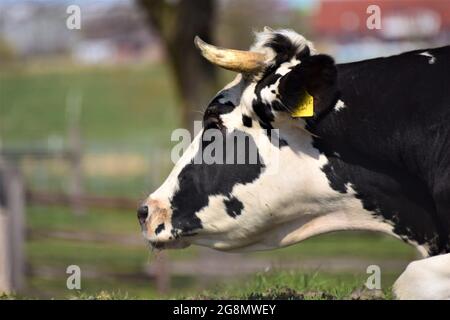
[
  {"x1": 0, "y1": 159, "x2": 26, "y2": 294},
  {"x1": 66, "y1": 88, "x2": 85, "y2": 215},
  {"x1": 154, "y1": 251, "x2": 170, "y2": 295},
  {"x1": 0, "y1": 207, "x2": 12, "y2": 294}
]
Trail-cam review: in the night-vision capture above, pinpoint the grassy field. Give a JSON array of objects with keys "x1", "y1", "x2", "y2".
[
  {"x1": 1, "y1": 64, "x2": 416, "y2": 299},
  {"x1": 0, "y1": 64, "x2": 178, "y2": 149},
  {"x1": 22, "y1": 205, "x2": 416, "y2": 299}
]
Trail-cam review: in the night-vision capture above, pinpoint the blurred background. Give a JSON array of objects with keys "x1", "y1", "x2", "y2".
[{"x1": 0, "y1": 0, "x2": 449, "y2": 299}]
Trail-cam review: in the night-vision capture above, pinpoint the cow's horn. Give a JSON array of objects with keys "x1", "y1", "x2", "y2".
[{"x1": 194, "y1": 36, "x2": 266, "y2": 73}]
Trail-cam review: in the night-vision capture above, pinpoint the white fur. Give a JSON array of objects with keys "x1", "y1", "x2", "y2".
[
  {"x1": 276, "y1": 60, "x2": 301, "y2": 76},
  {"x1": 394, "y1": 253, "x2": 450, "y2": 299},
  {"x1": 259, "y1": 80, "x2": 280, "y2": 105},
  {"x1": 418, "y1": 51, "x2": 436, "y2": 64},
  {"x1": 334, "y1": 99, "x2": 346, "y2": 112},
  {"x1": 250, "y1": 29, "x2": 316, "y2": 72},
  {"x1": 251, "y1": 29, "x2": 315, "y2": 57}
]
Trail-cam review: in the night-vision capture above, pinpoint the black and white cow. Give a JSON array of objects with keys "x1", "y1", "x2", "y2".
[{"x1": 138, "y1": 28, "x2": 450, "y2": 299}]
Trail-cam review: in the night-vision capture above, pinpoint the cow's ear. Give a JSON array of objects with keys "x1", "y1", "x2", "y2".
[{"x1": 278, "y1": 54, "x2": 339, "y2": 117}]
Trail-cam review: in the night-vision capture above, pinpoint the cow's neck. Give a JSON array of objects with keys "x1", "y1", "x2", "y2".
[
  {"x1": 243, "y1": 202, "x2": 429, "y2": 257},
  {"x1": 264, "y1": 117, "x2": 433, "y2": 257},
  {"x1": 292, "y1": 103, "x2": 446, "y2": 256},
  {"x1": 276, "y1": 209, "x2": 424, "y2": 252}
]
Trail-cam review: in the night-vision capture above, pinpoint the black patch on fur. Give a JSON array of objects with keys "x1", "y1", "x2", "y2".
[
  {"x1": 319, "y1": 151, "x2": 442, "y2": 254},
  {"x1": 252, "y1": 34, "x2": 303, "y2": 124},
  {"x1": 203, "y1": 98, "x2": 236, "y2": 131},
  {"x1": 278, "y1": 54, "x2": 339, "y2": 117},
  {"x1": 307, "y1": 45, "x2": 450, "y2": 255},
  {"x1": 242, "y1": 115, "x2": 253, "y2": 127},
  {"x1": 208, "y1": 94, "x2": 236, "y2": 111},
  {"x1": 155, "y1": 223, "x2": 165, "y2": 235},
  {"x1": 170, "y1": 130, "x2": 265, "y2": 234},
  {"x1": 265, "y1": 33, "x2": 299, "y2": 66},
  {"x1": 252, "y1": 71, "x2": 281, "y2": 124},
  {"x1": 251, "y1": 33, "x2": 337, "y2": 147},
  {"x1": 253, "y1": 101, "x2": 275, "y2": 124},
  {"x1": 296, "y1": 46, "x2": 311, "y2": 60},
  {"x1": 224, "y1": 196, "x2": 244, "y2": 218},
  {"x1": 321, "y1": 163, "x2": 349, "y2": 194}
]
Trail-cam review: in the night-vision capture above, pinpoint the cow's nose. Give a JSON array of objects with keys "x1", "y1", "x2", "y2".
[{"x1": 137, "y1": 205, "x2": 149, "y2": 225}]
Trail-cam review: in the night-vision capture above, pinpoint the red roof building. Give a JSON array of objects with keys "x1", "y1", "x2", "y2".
[{"x1": 313, "y1": 0, "x2": 450, "y2": 40}]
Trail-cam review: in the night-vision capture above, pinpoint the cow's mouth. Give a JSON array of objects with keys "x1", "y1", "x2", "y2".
[
  {"x1": 141, "y1": 215, "x2": 196, "y2": 250},
  {"x1": 149, "y1": 239, "x2": 191, "y2": 250},
  {"x1": 147, "y1": 232, "x2": 192, "y2": 250}
]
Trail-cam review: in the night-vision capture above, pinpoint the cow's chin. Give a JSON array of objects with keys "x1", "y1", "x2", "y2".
[{"x1": 149, "y1": 239, "x2": 191, "y2": 250}]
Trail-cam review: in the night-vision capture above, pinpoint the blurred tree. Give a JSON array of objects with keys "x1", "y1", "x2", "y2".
[
  {"x1": 137, "y1": 0, "x2": 218, "y2": 132},
  {"x1": 0, "y1": 38, "x2": 17, "y2": 66}
]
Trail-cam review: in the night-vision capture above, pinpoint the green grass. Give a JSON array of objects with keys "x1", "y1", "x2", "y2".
[
  {"x1": 24, "y1": 271, "x2": 394, "y2": 300},
  {"x1": 22, "y1": 205, "x2": 414, "y2": 299},
  {"x1": 183, "y1": 271, "x2": 397, "y2": 300},
  {"x1": 24, "y1": 164, "x2": 172, "y2": 197},
  {"x1": 27, "y1": 205, "x2": 200, "y2": 260},
  {"x1": 28, "y1": 205, "x2": 138, "y2": 234},
  {"x1": 0, "y1": 64, "x2": 179, "y2": 148},
  {"x1": 26, "y1": 271, "x2": 396, "y2": 300},
  {"x1": 27, "y1": 239, "x2": 149, "y2": 273},
  {"x1": 2, "y1": 64, "x2": 179, "y2": 197}
]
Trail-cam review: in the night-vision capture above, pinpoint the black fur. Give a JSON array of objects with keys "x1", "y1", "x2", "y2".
[
  {"x1": 255, "y1": 33, "x2": 450, "y2": 254},
  {"x1": 306, "y1": 46, "x2": 450, "y2": 255},
  {"x1": 224, "y1": 196, "x2": 244, "y2": 218},
  {"x1": 170, "y1": 130, "x2": 265, "y2": 233},
  {"x1": 265, "y1": 33, "x2": 299, "y2": 66},
  {"x1": 242, "y1": 115, "x2": 253, "y2": 127},
  {"x1": 155, "y1": 223, "x2": 165, "y2": 235},
  {"x1": 278, "y1": 54, "x2": 339, "y2": 117}
]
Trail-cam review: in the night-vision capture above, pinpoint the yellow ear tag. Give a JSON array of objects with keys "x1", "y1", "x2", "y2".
[{"x1": 291, "y1": 91, "x2": 314, "y2": 118}]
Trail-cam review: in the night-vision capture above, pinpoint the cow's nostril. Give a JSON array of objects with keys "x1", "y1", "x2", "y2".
[{"x1": 137, "y1": 205, "x2": 149, "y2": 224}]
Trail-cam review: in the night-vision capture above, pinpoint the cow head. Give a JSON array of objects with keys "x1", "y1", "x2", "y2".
[{"x1": 138, "y1": 29, "x2": 353, "y2": 251}]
